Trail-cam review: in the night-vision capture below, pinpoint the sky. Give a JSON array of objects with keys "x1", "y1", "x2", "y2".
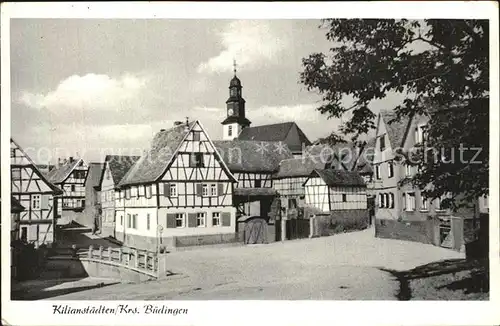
[{"x1": 10, "y1": 19, "x2": 406, "y2": 163}]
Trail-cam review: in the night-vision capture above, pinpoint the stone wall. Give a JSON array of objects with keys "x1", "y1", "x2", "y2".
[
  {"x1": 312, "y1": 209, "x2": 369, "y2": 237},
  {"x1": 375, "y1": 218, "x2": 439, "y2": 245},
  {"x1": 115, "y1": 231, "x2": 241, "y2": 251}
]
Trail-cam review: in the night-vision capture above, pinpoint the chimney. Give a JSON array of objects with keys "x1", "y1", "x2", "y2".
[
  {"x1": 174, "y1": 121, "x2": 183, "y2": 127},
  {"x1": 160, "y1": 129, "x2": 166, "y2": 132},
  {"x1": 58, "y1": 158, "x2": 62, "y2": 167},
  {"x1": 69, "y1": 156, "x2": 74, "y2": 163},
  {"x1": 184, "y1": 117, "x2": 190, "y2": 132}
]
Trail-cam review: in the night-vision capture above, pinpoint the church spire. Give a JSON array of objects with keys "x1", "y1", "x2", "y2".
[{"x1": 233, "y1": 59, "x2": 237, "y2": 77}]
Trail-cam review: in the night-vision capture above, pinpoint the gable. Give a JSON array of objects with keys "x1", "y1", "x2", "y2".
[
  {"x1": 284, "y1": 123, "x2": 311, "y2": 152},
  {"x1": 10, "y1": 139, "x2": 62, "y2": 194},
  {"x1": 161, "y1": 121, "x2": 236, "y2": 181}
]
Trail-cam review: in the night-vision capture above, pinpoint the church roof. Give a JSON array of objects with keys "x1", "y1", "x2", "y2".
[
  {"x1": 237, "y1": 122, "x2": 311, "y2": 153},
  {"x1": 214, "y1": 140, "x2": 293, "y2": 173},
  {"x1": 221, "y1": 115, "x2": 251, "y2": 126},
  {"x1": 230, "y1": 76, "x2": 242, "y2": 87},
  {"x1": 306, "y1": 169, "x2": 366, "y2": 187}
]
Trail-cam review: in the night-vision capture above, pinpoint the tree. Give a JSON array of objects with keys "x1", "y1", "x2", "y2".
[{"x1": 300, "y1": 19, "x2": 489, "y2": 207}]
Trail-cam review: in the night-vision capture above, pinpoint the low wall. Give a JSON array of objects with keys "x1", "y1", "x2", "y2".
[
  {"x1": 375, "y1": 218, "x2": 439, "y2": 245},
  {"x1": 46, "y1": 257, "x2": 157, "y2": 283},
  {"x1": 115, "y1": 231, "x2": 241, "y2": 251},
  {"x1": 313, "y1": 209, "x2": 369, "y2": 237}
]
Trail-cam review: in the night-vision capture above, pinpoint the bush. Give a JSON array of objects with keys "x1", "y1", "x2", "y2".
[{"x1": 316, "y1": 210, "x2": 369, "y2": 236}]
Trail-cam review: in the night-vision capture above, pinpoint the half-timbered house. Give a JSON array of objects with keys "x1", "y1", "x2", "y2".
[
  {"x1": 303, "y1": 169, "x2": 367, "y2": 215},
  {"x1": 81, "y1": 162, "x2": 104, "y2": 230},
  {"x1": 214, "y1": 139, "x2": 293, "y2": 243},
  {"x1": 96, "y1": 155, "x2": 140, "y2": 237},
  {"x1": 10, "y1": 139, "x2": 62, "y2": 246},
  {"x1": 47, "y1": 157, "x2": 89, "y2": 224},
  {"x1": 116, "y1": 120, "x2": 237, "y2": 250}
]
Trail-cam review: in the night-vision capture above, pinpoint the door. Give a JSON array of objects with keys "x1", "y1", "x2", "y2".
[{"x1": 244, "y1": 218, "x2": 267, "y2": 244}]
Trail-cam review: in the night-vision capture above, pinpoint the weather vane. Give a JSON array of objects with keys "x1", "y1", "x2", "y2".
[{"x1": 233, "y1": 59, "x2": 237, "y2": 76}]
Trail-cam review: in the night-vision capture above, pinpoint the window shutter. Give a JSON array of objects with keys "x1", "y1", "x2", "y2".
[
  {"x1": 41, "y1": 195, "x2": 49, "y2": 210},
  {"x1": 218, "y1": 183, "x2": 224, "y2": 196},
  {"x1": 221, "y1": 212, "x2": 231, "y2": 226},
  {"x1": 164, "y1": 183, "x2": 170, "y2": 197},
  {"x1": 166, "y1": 214, "x2": 177, "y2": 228},
  {"x1": 187, "y1": 213, "x2": 197, "y2": 227},
  {"x1": 196, "y1": 183, "x2": 202, "y2": 196}
]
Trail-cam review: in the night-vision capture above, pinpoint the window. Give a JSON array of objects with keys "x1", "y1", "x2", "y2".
[
  {"x1": 146, "y1": 214, "x2": 150, "y2": 230},
  {"x1": 405, "y1": 164, "x2": 412, "y2": 177},
  {"x1": 197, "y1": 213, "x2": 206, "y2": 227},
  {"x1": 212, "y1": 212, "x2": 221, "y2": 226},
  {"x1": 230, "y1": 88, "x2": 237, "y2": 97},
  {"x1": 406, "y1": 193, "x2": 415, "y2": 211},
  {"x1": 127, "y1": 214, "x2": 131, "y2": 228},
  {"x1": 421, "y1": 197, "x2": 428, "y2": 211},
  {"x1": 415, "y1": 124, "x2": 427, "y2": 144},
  {"x1": 375, "y1": 164, "x2": 381, "y2": 180},
  {"x1": 342, "y1": 194, "x2": 347, "y2": 202},
  {"x1": 379, "y1": 135, "x2": 386, "y2": 151},
  {"x1": 145, "y1": 185, "x2": 152, "y2": 199},
  {"x1": 170, "y1": 184, "x2": 177, "y2": 197},
  {"x1": 175, "y1": 213, "x2": 185, "y2": 228},
  {"x1": 228, "y1": 125, "x2": 233, "y2": 137},
  {"x1": 202, "y1": 184, "x2": 209, "y2": 197},
  {"x1": 193, "y1": 131, "x2": 201, "y2": 141},
  {"x1": 210, "y1": 184, "x2": 217, "y2": 197},
  {"x1": 389, "y1": 193, "x2": 395, "y2": 209},
  {"x1": 388, "y1": 161, "x2": 394, "y2": 178},
  {"x1": 106, "y1": 169, "x2": 111, "y2": 180},
  {"x1": 254, "y1": 179, "x2": 262, "y2": 188},
  {"x1": 378, "y1": 193, "x2": 384, "y2": 208},
  {"x1": 11, "y1": 148, "x2": 16, "y2": 158},
  {"x1": 132, "y1": 214, "x2": 137, "y2": 229},
  {"x1": 120, "y1": 215, "x2": 124, "y2": 226},
  {"x1": 435, "y1": 197, "x2": 445, "y2": 211},
  {"x1": 138, "y1": 186, "x2": 144, "y2": 197},
  {"x1": 31, "y1": 195, "x2": 41, "y2": 209},
  {"x1": 190, "y1": 152, "x2": 205, "y2": 168},
  {"x1": 71, "y1": 185, "x2": 76, "y2": 192}
]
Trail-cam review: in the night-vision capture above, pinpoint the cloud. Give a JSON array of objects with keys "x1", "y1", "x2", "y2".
[
  {"x1": 19, "y1": 73, "x2": 149, "y2": 113},
  {"x1": 197, "y1": 20, "x2": 289, "y2": 74}
]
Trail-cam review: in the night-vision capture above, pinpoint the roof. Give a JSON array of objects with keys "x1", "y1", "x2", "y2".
[
  {"x1": 86, "y1": 163, "x2": 105, "y2": 190},
  {"x1": 379, "y1": 110, "x2": 412, "y2": 148},
  {"x1": 46, "y1": 158, "x2": 83, "y2": 184},
  {"x1": 274, "y1": 156, "x2": 329, "y2": 178},
  {"x1": 221, "y1": 115, "x2": 252, "y2": 126},
  {"x1": 119, "y1": 120, "x2": 236, "y2": 187},
  {"x1": 102, "y1": 155, "x2": 141, "y2": 186},
  {"x1": 307, "y1": 169, "x2": 366, "y2": 187},
  {"x1": 237, "y1": 122, "x2": 311, "y2": 152},
  {"x1": 214, "y1": 140, "x2": 293, "y2": 173},
  {"x1": 234, "y1": 187, "x2": 278, "y2": 197},
  {"x1": 10, "y1": 139, "x2": 63, "y2": 195},
  {"x1": 11, "y1": 196, "x2": 25, "y2": 213}
]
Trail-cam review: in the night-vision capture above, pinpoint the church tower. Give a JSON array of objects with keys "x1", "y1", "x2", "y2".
[{"x1": 221, "y1": 61, "x2": 251, "y2": 140}]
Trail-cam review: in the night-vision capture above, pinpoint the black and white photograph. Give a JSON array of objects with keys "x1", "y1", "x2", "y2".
[{"x1": 1, "y1": 2, "x2": 499, "y2": 326}]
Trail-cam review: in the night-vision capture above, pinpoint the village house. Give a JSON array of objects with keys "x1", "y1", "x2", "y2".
[
  {"x1": 115, "y1": 120, "x2": 237, "y2": 251},
  {"x1": 10, "y1": 138, "x2": 63, "y2": 246},
  {"x1": 303, "y1": 169, "x2": 367, "y2": 216},
  {"x1": 372, "y1": 109, "x2": 480, "y2": 249},
  {"x1": 96, "y1": 155, "x2": 140, "y2": 237},
  {"x1": 214, "y1": 139, "x2": 293, "y2": 243},
  {"x1": 47, "y1": 157, "x2": 89, "y2": 225}
]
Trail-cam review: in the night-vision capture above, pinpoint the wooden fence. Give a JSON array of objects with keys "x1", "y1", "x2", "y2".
[{"x1": 87, "y1": 245, "x2": 158, "y2": 274}]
